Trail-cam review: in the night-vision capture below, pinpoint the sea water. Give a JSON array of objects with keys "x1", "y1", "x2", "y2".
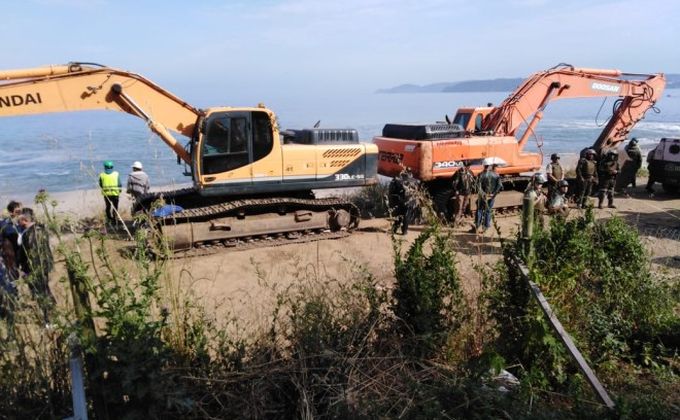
[{"x1": 0, "y1": 88, "x2": 678, "y2": 199}]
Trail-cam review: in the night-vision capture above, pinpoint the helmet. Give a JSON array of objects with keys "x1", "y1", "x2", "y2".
[
  {"x1": 103, "y1": 160, "x2": 114, "y2": 169},
  {"x1": 586, "y1": 149, "x2": 596, "y2": 156},
  {"x1": 630, "y1": 137, "x2": 638, "y2": 144},
  {"x1": 550, "y1": 153, "x2": 560, "y2": 160},
  {"x1": 558, "y1": 179, "x2": 569, "y2": 187},
  {"x1": 533, "y1": 173, "x2": 546, "y2": 184},
  {"x1": 132, "y1": 161, "x2": 143, "y2": 170}
]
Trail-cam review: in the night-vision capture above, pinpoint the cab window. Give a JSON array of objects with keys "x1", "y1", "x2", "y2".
[
  {"x1": 252, "y1": 111, "x2": 273, "y2": 161},
  {"x1": 202, "y1": 114, "x2": 250, "y2": 174},
  {"x1": 475, "y1": 114, "x2": 483, "y2": 131},
  {"x1": 453, "y1": 112, "x2": 471, "y2": 130}
]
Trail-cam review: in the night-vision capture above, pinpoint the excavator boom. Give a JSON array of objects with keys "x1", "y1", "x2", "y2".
[
  {"x1": 483, "y1": 65, "x2": 665, "y2": 153},
  {"x1": 0, "y1": 62, "x2": 198, "y2": 163}
]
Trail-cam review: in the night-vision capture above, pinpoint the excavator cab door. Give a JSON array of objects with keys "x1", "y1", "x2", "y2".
[{"x1": 196, "y1": 111, "x2": 253, "y2": 188}]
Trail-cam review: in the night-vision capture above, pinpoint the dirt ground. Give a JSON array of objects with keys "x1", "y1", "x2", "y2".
[
  {"x1": 36, "y1": 183, "x2": 680, "y2": 327},
  {"x1": 158, "y1": 185, "x2": 680, "y2": 325}
]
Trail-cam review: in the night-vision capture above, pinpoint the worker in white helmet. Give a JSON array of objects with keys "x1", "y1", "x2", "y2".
[{"x1": 126, "y1": 161, "x2": 150, "y2": 204}]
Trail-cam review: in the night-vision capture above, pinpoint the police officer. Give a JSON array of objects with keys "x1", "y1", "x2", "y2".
[
  {"x1": 473, "y1": 164, "x2": 503, "y2": 233},
  {"x1": 99, "y1": 160, "x2": 122, "y2": 225},
  {"x1": 450, "y1": 161, "x2": 476, "y2": 226},
  {"x1": 389, "y1": 170, "x2": 410, "y2": 235},
  {"x1": 546, "y1": 153, "x2": 564, "y2": 201},
  {"x1": 616, "y1": 138, "x2": 642, "y2": 194},
  {"x1": 548, "y1": 179, "x2": 570, "y2": 217},
  {"x1": 597, "y1": 150, "x2": 620, "y2": 209},
  {"x1": 576, "y1": 149, "x2": 598, "y2": 208}
]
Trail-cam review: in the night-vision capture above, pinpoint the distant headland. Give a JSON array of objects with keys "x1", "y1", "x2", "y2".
[{"x1": 377, "y1": 73, "x2": 680, "y2": 93}]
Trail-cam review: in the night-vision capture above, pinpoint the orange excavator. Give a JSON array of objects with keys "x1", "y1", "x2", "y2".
[
  {"x1": 0, "y1": 62, "x2": 379, "y2": 250},
  {"x1": 374, "y1": 64, "x2": 666, "y2": 213}
]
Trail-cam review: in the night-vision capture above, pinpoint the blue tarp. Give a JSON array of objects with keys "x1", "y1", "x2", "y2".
[{"x1": 153, "y1": 204, "x2": 184, "y2": 218}]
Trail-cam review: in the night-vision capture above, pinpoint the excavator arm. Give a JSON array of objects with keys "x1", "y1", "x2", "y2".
[
  {"x1": 0, "y1": 62, "x2": 199, "y2": 163},
  {"x1": 482, "y1": 65, "x2": 666, "y2": 153}
]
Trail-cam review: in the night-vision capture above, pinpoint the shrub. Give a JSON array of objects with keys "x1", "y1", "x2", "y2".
[
  {"x1": 392, "y1": 224, "x2": 465, "y2": 357},
  {"x1": 486, "y1": 210, "x2": 679, "y2": 404}
]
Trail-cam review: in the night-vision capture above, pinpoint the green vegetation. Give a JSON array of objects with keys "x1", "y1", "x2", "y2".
[{"x1": 0, "y1": 197, "x2": 677, "y2": 418}]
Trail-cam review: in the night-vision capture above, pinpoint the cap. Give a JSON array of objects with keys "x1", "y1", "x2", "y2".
[
  {"x1": 103, "y1": 160, "x2": 114, "y2": 169},
  {"x1": 551, "y1": 153, "x2": 560, "y2": 160},
  {"x1": 132, "y1": 161, "x2": 143, "y2": 170}
]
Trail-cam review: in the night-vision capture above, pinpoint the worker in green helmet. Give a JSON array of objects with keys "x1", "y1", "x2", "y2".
[{"x1": 99, "y1": 160, "x2": 122, "y2": 226}]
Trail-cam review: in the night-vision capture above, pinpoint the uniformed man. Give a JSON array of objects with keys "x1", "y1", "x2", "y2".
[
  {"x1": 645, "y1": 146, "x2": 660, "y2": 195},
  {"x1": 389, "y1": 170, "x2": 410, "y2": 235},
  {"x1": 473, "y1": 164, "x2": 503, "y2": 233},
  {"x1": 546, "y1": 153, "x2": 564, "y2": 202},
  {"x1": 597, "y1": 150, "x2": 620, "y2": 209},
  {"x1": 450, "y1": 161, "x2": 476, "y2": 226},
  {"x1": 99, "y1": 160, "x2": 122, "y2": 225},
  {"x1": 616, "y1": 138, "x2": 642, "y2": 194},
  {"x1": 548, "y1": 179, "x2": 570, "y2": 217},
  {"x1": 576, "y1": 149, "x2": 598, "y2": 209}
]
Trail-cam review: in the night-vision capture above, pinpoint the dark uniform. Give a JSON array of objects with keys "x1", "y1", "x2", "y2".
[
  {"x1": 546, "y1": 157, "x2": 564, "y2": 202},
  {"x1": 389, "y1": 173, "x2": 411, "y2": 235},
  {"x1": 646, "y1": 149, "x2": 659, "y2": 194},
  {"x1": 597, "y1": 151, "x2": 620, "y2": 208},
  {"x1": 576, "y1": 153, "x2": 598, "y2": 208},
  {"x1": 450, "y1": 165, "x2": 476, "y2": 226},
  {"x1": 18, "y1": 222, "x2": 55, "y2": 322},
  {"x1": 475, "y1": 167, "x2": 503, "y2": 231},
  {"x1": 616, "y1": 140, "x2": 642, "y2": 192}
]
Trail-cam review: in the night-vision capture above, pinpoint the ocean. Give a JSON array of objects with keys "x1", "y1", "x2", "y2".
[{"x1": 0, "y1": 88, "x2": 678, "y2": 200}]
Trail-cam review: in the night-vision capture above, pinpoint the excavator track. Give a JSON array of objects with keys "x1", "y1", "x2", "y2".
[
  {"x1": 170, "y1": 230, "x2": 351, "y2": 259},
  {"x1": 138, "y1": 191, "x2": 360, "y2": 252}
]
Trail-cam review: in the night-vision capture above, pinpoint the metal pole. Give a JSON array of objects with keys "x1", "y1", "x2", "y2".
[{"x1": 68, "y1": 333, "x2": 89, "y2": 420}]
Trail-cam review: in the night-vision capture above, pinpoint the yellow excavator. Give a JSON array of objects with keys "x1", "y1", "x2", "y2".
[{"x1": 0, "y1": 62, "x2": 378, "y2": 250}]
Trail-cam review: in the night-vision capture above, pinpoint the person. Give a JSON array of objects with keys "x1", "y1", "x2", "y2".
[
  {"x1": 99, "y1": 160, "x2": 122, "y2": 225},
  {"x1": 575, "y1": 149, "x2": 598, "y2": 209},
  {"x1": 548, "y1": 179, "x2": 570, "y2": 217},
  {"x1": 450, "y1": 161, "x2": 476, "y2": 226},
  {"x1": 616, "y1": 138, "x2": 642, "y2": 195},
  {"x1": 546, "y1": 153, "x2": 564, "y2": 202},
  {"x1": 126, "y1": 161, "x2": 150, "y2": 202},
  {"x1": 646, "y1": 146, "x2": 660, "y2": 196},
  {"x1": 597, "y1": 150, "x2": 620, "y2": 209},
  {"x1": 0, "y1": 201, "x2": 23, "y2": 281},
  {"x1": 524, "y1": 173, "x2": 548, "y2": 227},
  {"x1": 473, "y1": 164, "x2": 503, "y2": 233},
  {"x1": 526, "y1": 173, "x2": 547, "y2": 210},
  {"x1": 17, "y1": 208, "x2": 55, "y2": 322},
  {"x1": 389, "y1": 170, "x2": 410, "y2": 235}
]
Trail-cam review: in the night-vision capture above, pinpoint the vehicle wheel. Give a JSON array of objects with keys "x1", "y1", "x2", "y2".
[{"x1": 662, "y1": 183, "x2": 679, "y2": 194}]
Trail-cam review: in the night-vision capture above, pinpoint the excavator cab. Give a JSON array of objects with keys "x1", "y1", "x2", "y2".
[{"x1": 452, "y1": 107, "x2": 493, "y2": 133}]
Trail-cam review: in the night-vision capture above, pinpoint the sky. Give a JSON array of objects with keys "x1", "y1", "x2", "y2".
[{"x1": 2, "y1": 0, "x2": 679, "y2": 107}]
